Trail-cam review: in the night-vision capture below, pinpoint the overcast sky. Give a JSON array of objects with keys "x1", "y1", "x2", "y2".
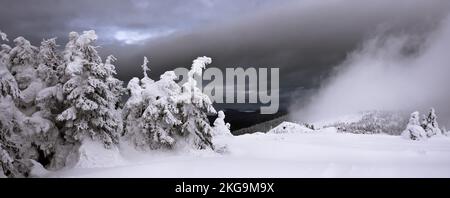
[{"x1": 1, "y1": 0, "x2": 449, "y2": 111}]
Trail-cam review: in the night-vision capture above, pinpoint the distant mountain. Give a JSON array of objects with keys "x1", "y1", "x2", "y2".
[
  {"x1": 324, "y1": 111, "x2": 409, "y2": 135},
  {"x1": 230, "y1": 110, "x2": 411, "y2": 136},
  {"x1": 233, "y1": 115, "x2": 289, "y2": 135},
  {"x1": 208, "y1": 109, "x2": 287, "y2": 135}
]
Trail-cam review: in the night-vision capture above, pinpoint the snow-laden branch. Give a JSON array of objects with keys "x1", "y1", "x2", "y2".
[{"x1": 0, "y1": 30, "x2": 8, "y2": 42}]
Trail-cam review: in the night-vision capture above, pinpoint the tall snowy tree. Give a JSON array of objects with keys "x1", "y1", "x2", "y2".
[
  {"x1": 140, "y1": 56, "x2": 154, "y2": 88},
  {"x1": 0, "y1": 30, "x2": 10, "y2": 64},
  {"x1": 123, "y1": 58, "x2": 180, "y2": 149},
  {"x1": 7, "y1": 37, "x2": 39, "y2": 91},
  {"x1": 140, "y1": 71, "x2": 181, "y2": 149},
  {"x1": 0, "y1": 45, "x2": 19, "y2": 99},
  {"x1": 0, "y1": 30, "x2": 20, "y2": 177},
  {"x1": 0, "y1": 31, "x2": 32, "y2": 177},
  {"x1": 35, "y1": 38, "x2": 66, "y2": 119},
  {"x1": 175, "y1": 56, "x2": 216, "y2": 149},
  {"x1": 57, "y1": 30, "x2": 124, "y2": 148},
  {"x1": 37, "y1": 38, "x2": 62, "y2": 86},
  {"x1": 401, "y1": 111, "x2": 427, "y2": 140},
  {"x1": 122, "y1": 77, "x2": 146, "y2": 147},
  {"x1": 1, "y1": 44, "x2": 11, "y2": 58},
  {"x1": 0, "y1": 31, "x2": 64, "y2": 177}
]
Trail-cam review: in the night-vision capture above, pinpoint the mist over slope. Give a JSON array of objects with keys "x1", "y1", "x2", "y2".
[{"x1": 291, "y1": 14, "x2": 450, "y2": 127}]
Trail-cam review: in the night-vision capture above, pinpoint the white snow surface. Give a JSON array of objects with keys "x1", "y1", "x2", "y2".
[
  {"x1": 74, "y1": 140, "x2": 126, "y2": 169},
  {"x1": 46, "y1": 123, "x2": 450, "y2": 178}
]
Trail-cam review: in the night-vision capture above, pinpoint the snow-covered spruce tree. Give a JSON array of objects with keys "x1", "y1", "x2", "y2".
[
  {"x1": 0, "y1": 145, "x2": 14, "y2": 177},
  {"x1": 35, "y1": 33, "x2": 85, "y2": 120},
  {"x1": 1, "y1": 44, "x2": 11, "y2": 60},
  {"x1": 0, "y1": 31, "x2": 64, "y2": 177},
  {"x1": 401, "y1": 111, "x2": 427, "y2": 140},
  {"x1": 123, "y1": 57, "x2": 159, "y2": 148},
  {"x1": 0, "y1": 31, "x2": 21, "y2": 177},
  {"x1": 122, "y1": 77, "x2": 146, "y2": 147},
  {"x1": 175, "y1": 56, "x2": 216, "y2": 149},
  {"x1": 0, "y1": 34, "x2": 18, "y2": 98},
  {"x1": 141, "y1": 71, "x2": 182, "y2": 149},
  {"x1": 140, "y1": 56, "x2": 154, "y2": 89},
  {"x1": 57, "y1": 30, "x2": 124, "y2": 148},
  {"x1": 7, "y1": 36, "x2": 51, "y2": 118},
  {"x1": 123, "y1": 57, "x2": 180, "y2": 149},
  {"x1": 124, "y1": 56, "x2": 217, "y2": 150},
  {"x1": 423, "y1": 108, "x2": 442, "y2": 137},
  {"x1": 8, "y1": 37, "x2": 40, "y2": 93},
  {"x1": 0, "y1": 30, "x2": 10, "y2": 59},
  {"x1": 0, "y1": 31, "x2": 23, "y2": 177},
  {"x1": 212, "y1": 110, "x2": 231, "y2": 136},
  {"x1": 37, "y1": 38, "x2": 62, "y2": 86},
  {"x1": 1, "y1": 48, "x2": 19, "y2": 99},
  {"x1": 35, "y1": 38, "x2": 65, "y2": 118},
  {"x1": 0, "y1": 32, "x2": 32, "y2": 177}
]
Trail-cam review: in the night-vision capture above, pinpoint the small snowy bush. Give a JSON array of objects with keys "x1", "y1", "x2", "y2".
[
  {"x1": 212, "y1": 111, "x2": 232, "y2": 137},
  {"x1": 401, "y1": 111, "x2": 430, "y2": 140}
]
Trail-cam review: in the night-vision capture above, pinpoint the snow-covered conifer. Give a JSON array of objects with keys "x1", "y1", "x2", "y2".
[
  {"x1": 0, "y1": 144, "x2": 21, "y2": 177},
  {"x1": 0, "y1": 94, "x2": 59, "y2": 177},
  {"x1": 401, "y1": 111, "x2": 427, "y2": 140},
  {"x1": 122, "y1": 77, "x2": 146, "y2": 147},
  {"x1": 37, "y1": 38, "x2": 62, "y2": 86},
  {"x1": 212, "y1": 110, "x2": 231, "y2": 136},
  {"x1": 0, "y1": 58, "x2": 19, "y2": 99},
  {"x1": 0, "y1": 44, "x2": 11, "y2": 60},
  {"x1": 6, "y1": 36, "x2": 46, "y2": 109},
  {"x1": 57, "y1": 30, "x2": 124, "y2": 148},
  {"x1": 8, "y1": 37, "x2": 39, "y2": 90},
  {"x1": 0, "y1": 31, "x2": 34, "y2": 177},
  {"x1": 175, "y1": 56, "x2": 216, "y2": 149},
  {"x1": 123, "y1": 58, "x2": 180, "y2": 149},
  {"x1": 140, "y1": 71, "x2": 180, "y2": 149},
  {"x1": 423, "y1": 108, "x2": 442, "y2": 137},
  {"x1": 124, "y1": 57, "x2": 217, "y2": 150},
  {"x1": 140, "y1": 56, "x2": 154, "y2": 89},
  {"x1": 34, "y1": 38, "x2": 66, "y2": 119}
]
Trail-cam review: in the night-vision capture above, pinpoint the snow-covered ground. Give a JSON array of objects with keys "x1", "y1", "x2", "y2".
[{"x1": 46, "y1": 125, "x2": 450, "y2": 178}]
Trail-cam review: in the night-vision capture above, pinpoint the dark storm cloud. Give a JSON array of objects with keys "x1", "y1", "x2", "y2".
[
  {"x1": 0, "y1": 0, "x2": 281, "y2": 43},
  {"x1": 1, "y1": 0, "x2": 449, "y2": 110},
  {"x1": 113, "y1": 0, "x2": 450, "y2": 108}
]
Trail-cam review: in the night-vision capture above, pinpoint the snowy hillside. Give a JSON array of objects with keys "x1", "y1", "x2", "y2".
[
  {"x1": 41, "y1": 124, "x2": 450, "y2": 178},
  {"x1": 319, "y1": 111, "x2": 409, "y2": 135}
]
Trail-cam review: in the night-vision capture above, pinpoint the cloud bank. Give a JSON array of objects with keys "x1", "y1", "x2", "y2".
[
  {"x1": 2, "y1": 0, "x2": 450, "y2": 111},
  {"x1": 291, "y1": 14, "x2": 450, "y2": 127}
]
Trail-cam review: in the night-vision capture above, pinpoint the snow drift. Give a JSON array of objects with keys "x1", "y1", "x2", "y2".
[{"x1": 49, "y1": 126, "x2": 450, "y2": 178}]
